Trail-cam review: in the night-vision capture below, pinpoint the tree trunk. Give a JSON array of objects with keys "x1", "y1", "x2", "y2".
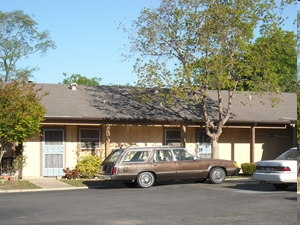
[
  {"x1": 211, "y1": 138, "x2": 220, "y2": 159},
  {"x1": 0, "y1": 150, "x2": 6, "y2": 164}
]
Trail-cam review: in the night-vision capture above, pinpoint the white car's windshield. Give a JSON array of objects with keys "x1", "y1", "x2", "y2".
[{"x1": 276, "y1": 148, "x2": 297, "y2": 160}]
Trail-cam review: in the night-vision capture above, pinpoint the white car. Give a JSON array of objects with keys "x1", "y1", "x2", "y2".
[{"x1": 253, "y1": 147, "x2": 297, "y2": 190}]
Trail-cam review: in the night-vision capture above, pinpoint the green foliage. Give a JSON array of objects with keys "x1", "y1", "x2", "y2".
[
  {"x1": 0, "y1": 80, "x2": 47, "y2": 162},
  {"x1": 61, "y1": 73, "x2": 102, "y2": 86},
  {"x1": 11, "y1": 154, "x2": 27, "y2": 175},
  {"x1": 243, "y1": 30, "x2": 297, "y2": 93},
  {"x1": 297, "y1": 83, "x2": 300, "y2": 143},
  {"x1": 75, "y1": 156, "x2": 102, "y2": 179},
  {"x1": 0, "y1": 10, "x2": 56, "y2": 82},
  {"x1": 122, "y1": 0, "x2": 296, "y2": 158},
  {"x1": 241, "y1": 163, "x2": 256, "y2": 176}
]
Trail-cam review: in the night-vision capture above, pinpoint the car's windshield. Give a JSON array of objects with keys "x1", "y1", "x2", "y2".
[
  {"x1": 103, "y1": 149, "x2": 123, "y2": 163},
  {"x1": 276, "y1": 148, "x2": 297, "y2": 160}
]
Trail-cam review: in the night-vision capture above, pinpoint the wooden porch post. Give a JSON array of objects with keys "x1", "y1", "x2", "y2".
[
  {"x1": 180, "y1": 125, "x2": 186, "y2": 148},
  {"x1": 105, "y1": 124, "x2": 111, "y2": 157},
  {"x1": 250, "y1": 125, "x2": 255, "y2": 163},
  {"x1": 292, "y1": 124, "x2": 297, "y2": 147}
]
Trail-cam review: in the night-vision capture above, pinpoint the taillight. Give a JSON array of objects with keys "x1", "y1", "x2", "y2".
[
  {"x1": 111, "y1": 166, "x2": 117, "y2": 175},
  {"x1": 272, "y1": 167, "x2": 291, "y2": 171},
  {"x1": 256, "y1": 166, "x2": 291, "y2": 171}
]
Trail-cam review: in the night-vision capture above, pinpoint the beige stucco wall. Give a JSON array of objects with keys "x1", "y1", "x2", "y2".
[
  {"x1": 109, "y1": 125, "x2": 164, "y2": 148},
  {"x1": 23, "y1": 133, "x2": 41, "y2": 177},
  {"x1": 21, "y1": 124, "x2": 294, "y2": 177},
  {"x1": 65, "y1": 125, "x2": 79, "y2": 170}
]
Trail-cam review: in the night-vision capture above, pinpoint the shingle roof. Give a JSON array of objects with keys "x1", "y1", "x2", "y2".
[{"x1": 38, "y1": 83, "x2": 296, "y2": 125}]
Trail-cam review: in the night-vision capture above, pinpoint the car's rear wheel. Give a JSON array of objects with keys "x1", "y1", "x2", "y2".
[
  {"x1": 209, "y1": 167, "x2": 226, "y2": 184},
  {"x1": 137, "y1": 172, "x2": 155, "y2": 188},
  {"x1": 273, "y1": 183, "x2": 289, "y2": 191}
]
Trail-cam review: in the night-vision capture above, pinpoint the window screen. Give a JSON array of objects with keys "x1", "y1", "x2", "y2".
[
  {"x1": 44, "y1": 130, "x2": 63, "y2": 145},
  {"x1": 165, "y1": 130, "x2": 181, "y2": 145},
  {"x1": 80, "y1": 129, "x2": 100, "y2": 149}
]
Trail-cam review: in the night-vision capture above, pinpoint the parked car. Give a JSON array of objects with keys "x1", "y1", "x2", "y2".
[
  {"x1": 97, "y1": 146, "x2": 240, "y2": 188},
  {"x1": 253, "y1": 147, "x2": 297, "y2": 190}
]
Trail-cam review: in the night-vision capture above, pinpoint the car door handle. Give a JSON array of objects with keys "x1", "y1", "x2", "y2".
[
  {"x1": 177, "y1": 162, "x2": 182, "y2": 165},
  {"x1": 153, "y1": 164, "x2": 158, "y2": 166}
]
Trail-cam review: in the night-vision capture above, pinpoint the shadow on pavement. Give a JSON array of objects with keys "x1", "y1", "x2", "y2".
[
  {"x1": 82, "y1": 180, "x2": 127, "y2": 189},
  {"x1": 222, "y1": 181, "x2": 297, "y2": 193}
]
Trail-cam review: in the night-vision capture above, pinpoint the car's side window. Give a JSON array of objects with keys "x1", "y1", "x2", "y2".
[
  {"x1": 153, "y1": 150, "x2": 173, "y2": 162},
  {"x1": 173, "y1": 148, "x2": 194, "y2": 161},
  {"x1": 121, "y1": 150, "x2": 151, "y2": 163}
]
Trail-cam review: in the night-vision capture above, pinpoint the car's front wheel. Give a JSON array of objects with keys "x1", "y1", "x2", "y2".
[
  {"x1": 137, "y1": 172, "x2": 155, "y2": 188},
  {"x1": 273, "y1": 183, "x2": 289, "y2": 191},
  {"x1": 209, "y1": 167, "x2": 226, "y2": 184}
]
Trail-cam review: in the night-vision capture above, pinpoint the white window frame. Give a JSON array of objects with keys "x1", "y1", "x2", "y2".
[{"x1": 79, "y1": 128, "x2": 101, "y2": 149}]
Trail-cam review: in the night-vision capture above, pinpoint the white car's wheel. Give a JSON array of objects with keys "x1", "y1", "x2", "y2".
[
  {"x1": 209, "y1": 167, "x2": 226, "y2": 184},
  {"x1": 137, "y1": 172, "x2": 155, "y2": 188}
]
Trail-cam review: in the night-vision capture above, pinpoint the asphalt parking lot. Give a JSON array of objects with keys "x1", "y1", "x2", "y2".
[{"x1": 0, "y1": 178, "x2": 297, "y2": 225}]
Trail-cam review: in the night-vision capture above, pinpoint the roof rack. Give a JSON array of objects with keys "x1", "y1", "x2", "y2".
[{"x1": 125, "y1": 145, "x2": 173, "y2": 149}]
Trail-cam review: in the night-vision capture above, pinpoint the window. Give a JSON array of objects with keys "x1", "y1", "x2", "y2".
[
  {"x1": 165, "y1": 129, "x2": 181, "y2": 146},
  {"x1": 197, "y1": 131, "x2": 210, "y2": 143},
  {"x1": 80, "y1": 128, "x2": 100, "y2": 149},
  {"x1": 197, "y1": 130, "x2": 211, "y2": 158},
  {"x1": 153, "y1": 149, "x2": 173, "y2": 162},
  {"x1": 173, "y1": 148, "x2": 195, "y2": 161},
  {"x1": 44, "y1": 130, "x2": 63, "y2": 145},
  {"x1": 121, "y1": 151, "x2": 151, "y2": 163}
]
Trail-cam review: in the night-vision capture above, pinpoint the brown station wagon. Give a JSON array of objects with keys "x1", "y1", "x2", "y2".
[{"x1": 97, "y1": 146, "x2": 240, "y2": 188}]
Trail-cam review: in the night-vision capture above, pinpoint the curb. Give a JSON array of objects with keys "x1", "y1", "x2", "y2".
[{"x1": 0, "y1": 186, "x2": 88, "y2": 193}]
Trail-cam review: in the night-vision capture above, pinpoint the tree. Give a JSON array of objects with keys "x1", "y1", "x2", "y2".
[
  {"x1": 0, "y1": 10, "x2": 56, "y2": 82},
  {"x1": 123, "y1": 0, "x2": 296, "y2": 158},
  {"x1": 61, "y1": 73, "x2": 102, "y2": 86},
  {"x1": 0, "y1": 80, "x2": 47, "y2": 164},
  {"x1": 244, "y1": 30, "x2": 296, "y2": 93}
]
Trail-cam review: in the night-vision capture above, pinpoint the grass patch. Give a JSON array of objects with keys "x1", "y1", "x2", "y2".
[
  {"x1": 60, "y1": 179, "x2": 88, "y2": 187},
  {"x1": 60, "y1": 179, "x2": 108, "y2": 187},
  {"x1": 0, "y1": 180, "x2": 41, "y2": 190}
]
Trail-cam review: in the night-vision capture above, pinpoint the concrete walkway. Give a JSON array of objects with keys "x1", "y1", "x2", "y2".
[
  {"x1": 0, "y1": 177, "x2": 87, "y2": 193},
  {"x1": 26, "y1": 177, "x2": 86, "y2": 190}
]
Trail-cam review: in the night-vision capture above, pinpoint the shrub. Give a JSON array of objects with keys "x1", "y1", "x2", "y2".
[
  {"x1": 12, "y1": 154, "x2": 27, "y2": 179},
  {"x1": 241, "y1": 163, "x2": 256, "y2": 176},
  {"x1": 75, "y1": 155, "x2": 102, "y2": 179},
  {"x1": 63, "y1": 167, "x2": 80, "y2": 180}
]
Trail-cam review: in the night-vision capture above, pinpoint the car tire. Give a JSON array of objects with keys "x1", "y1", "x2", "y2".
[
  {"x1": 273, "y1": 183, "x2": 289, "y2": 191},
  {"x1": 209, "y1": 167, "x2": 226, "y2": 184},
  {"x1": 123, "y1": 181, "x2": 137, "y2": 188},
  {"x1": 136, "y1": 172, "x2": 155, "y2": 188}
]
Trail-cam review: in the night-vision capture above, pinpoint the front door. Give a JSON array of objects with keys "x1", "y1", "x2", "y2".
[
  {"x1": 173, "y1": 148, "x2": 205, "y2": 179},
  {"x1": 151, "y1": 149, "x2": 176, "y2": 181},
  {"x1": 42, "y1": 129, "x2": 64, "y2": 176}
]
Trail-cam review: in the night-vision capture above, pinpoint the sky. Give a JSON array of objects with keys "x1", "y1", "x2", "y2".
[{"x1": 1, "y1": 0, "x2": 298, "y2": 85}]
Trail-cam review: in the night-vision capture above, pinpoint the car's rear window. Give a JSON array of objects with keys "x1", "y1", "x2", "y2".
[
  {"x1": 121, "y1": 150, "x2": 151, "y2": 163},
  {"x1": 276, "y1": 148, "x2": 297, "y2": 160},
  {"x1": 103, "y1": 149, "x2": 123, "y2": 163}
]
